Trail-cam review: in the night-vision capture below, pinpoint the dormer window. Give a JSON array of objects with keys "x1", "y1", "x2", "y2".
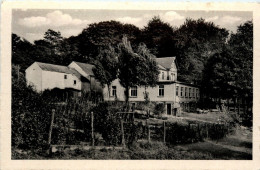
[
  {"x1": 171, "y1": 73, "x2": 174, "y2": 81},
  {"x1": 112, "y1": 86, "x2": 117, "y2": 97}
]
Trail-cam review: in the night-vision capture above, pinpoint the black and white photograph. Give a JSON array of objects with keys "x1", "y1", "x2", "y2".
[
  {"x1": 2, "y1": 2, "x2": 259, "y2": 168},
  {"x1": 10, "y1": 7, "x2": 253, "y2": 160}
]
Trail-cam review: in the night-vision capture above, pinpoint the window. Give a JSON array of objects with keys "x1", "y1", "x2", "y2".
[
  {"x1": 171, "y1": 73, "x2": 174, "y2": 81},
  {"x1": 193, "y1": 88, "x2": 195, "y2": 98},
  {"x1": 176, "y1": 86, "x2": 179, "y2": 96},
  {"x1": 112, "y1": 86, "x2": 117, "y2": 97},
  {"x1": 159, "y1": 85, "x2": 164, "y2": 96},
  {"x1": 189, "y1": 88, "x2": 191, "y2": 98},
  {"x1": 185, "y1": 87, "x2": 188, "y2": 98},
  {"x1": 180, "y1": 87, "x2": 183, "y2": 97},
  {"x1": 64, "y1": 75, "x2": 67, "y2": 79},
  {"x1": 74, "y1": 80, "x2": 76, "y2": 85},
  {"x1": 196, "y1": 89, "x2": 199, "y2": 99},
  {"x1": 162, "y1": 72, "x2": 165, "y2": 80},
  {"x1": 130, "y1": 86, "x2": 138, "y2": 97}
]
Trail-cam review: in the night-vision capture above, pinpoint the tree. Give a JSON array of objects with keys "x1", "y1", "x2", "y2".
[
  {"x1": 33, "y1": 29, "x2": 83, "y2": 66},
  {"x1": 201, "y1": 20, "x2": 253, "y2": 126},
  {"x1": 78, "y1": 21, "x2": 141, "y2": 61},
  {"x1": 136, "y1": 43, "x2": 159, "y2": 97},
  {"x1": 92, "y1": 45, "x2": 119, "y2": 96},
  {"x1": 173, "y1": 18, "x2": 229, "y2": 84},
  {"x1": 228, "y1": 21, "x2": 253, "y2": 126},
  {"x1": 141, "y1": 16, "x2": 176, "y2": 56},
  {"x1": 202, "y1": 46, "x2": 236, "y2": 102},
  {"x1": 12, "y1": 34, "x2": 35, "y2": 72},
  {"x1": 117, "y1": 37, "x2": 159, "y2": 109}
]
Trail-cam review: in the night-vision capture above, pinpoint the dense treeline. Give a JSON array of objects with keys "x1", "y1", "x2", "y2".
[{"x1": 12, "y1": 17, "x2": 253, "y2": 125}]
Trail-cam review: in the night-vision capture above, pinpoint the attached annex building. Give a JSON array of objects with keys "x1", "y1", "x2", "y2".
[{"x1": 26, "y1": 57, "x2": 200, "y2": 115}]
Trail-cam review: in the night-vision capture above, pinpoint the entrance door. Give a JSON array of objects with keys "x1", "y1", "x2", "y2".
[{"x1": 167, "y1": 104, "x2": 172, "y2": 115}]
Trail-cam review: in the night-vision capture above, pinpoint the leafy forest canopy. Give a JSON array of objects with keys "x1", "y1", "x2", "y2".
[{"x1": 12, "y1": 17, "x2": 253, "y2": 108}]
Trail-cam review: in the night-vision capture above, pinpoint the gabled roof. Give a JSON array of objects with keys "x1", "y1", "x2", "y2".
[
  {"x1": 35, "y1": 62, "x2": 82, "y2": 79},
  {"x1": 156, "y1": 57, "x2": 176, "y2": 70},
  {"x1": 73, "y1": 61, "x2": 95, "y2": 76},
  {"x1": 158, "y1": 64, "x2": 167, "y2": 71}
]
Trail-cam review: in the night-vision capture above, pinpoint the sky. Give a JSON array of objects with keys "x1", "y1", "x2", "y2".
[{"x1": 12, "y1": 9, "x2": 252, "y2": 43}]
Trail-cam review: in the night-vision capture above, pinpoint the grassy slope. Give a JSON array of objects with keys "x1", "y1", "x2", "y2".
[{"x1": 173, "y1": 126, "x2": 252, "y2": 160}]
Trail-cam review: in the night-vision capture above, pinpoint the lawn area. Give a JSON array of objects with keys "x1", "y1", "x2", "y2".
[
  {"x1": 173, "y1": 125, "x2": 252, "y2": 160},
  {"x1": 181, "y1": 111, "x2": 222, "y2": 122}
]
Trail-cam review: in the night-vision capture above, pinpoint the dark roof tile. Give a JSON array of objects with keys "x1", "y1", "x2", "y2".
[
  {"x1": 36, "y1": 62, "x2": 82, "y2": 79},
  {"x1": 156, "y1": 57, "x2": 175, "y2": 69},
  {"x1": 73, "y1": 61, "x2": 95, "y2": 76}
]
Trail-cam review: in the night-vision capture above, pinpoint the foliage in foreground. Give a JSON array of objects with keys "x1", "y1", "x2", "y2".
[
  {"x1": 12, "y1": 141, "x2": 214, "y2": 160},
  {"x1": 12, "y1": 66, "x2": 52, "y2": 149}
]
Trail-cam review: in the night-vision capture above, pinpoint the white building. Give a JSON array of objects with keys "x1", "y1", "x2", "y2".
[
  {"x1": 68, "y1": 61, "x2": 103, "y2": 93},
  {"x1": 26, "y1": 57, "x2": 200, "y2": 115},
  {"x1": 25, "y1": 62, "x2": 82, "y2": 92},
  {"x1": 103, "y1": 57, "x2": 200, "y2": 115}
]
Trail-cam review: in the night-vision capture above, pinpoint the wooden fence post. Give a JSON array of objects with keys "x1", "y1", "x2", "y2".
[
  {"x1": 91, "y1": 111, "x2": 94, "y2": 147},
  {"x1": 17, "y1": 65, "x2": 20, "y2": 81},
  {"x1": 47, "y1": 109, "x2": 55, "y2": 154},
  {"x1": 163, "y1": 121, "x2": 166, "y2": 144},
  {"x1": 147, "y1": 120, "x2": 150, "y2": 143},
  {"x1": 197, "y1": 123, "x2": 200, "y2": 140},
  {"x1": 121, "y1": 120, "x2": 126, "y2": 148},
  {"x1": 206, "y1": 124, "x2": 209, "y2": 139}
]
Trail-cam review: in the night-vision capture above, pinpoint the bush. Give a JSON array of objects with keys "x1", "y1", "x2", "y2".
[
  {"x1": 165, "y1": 121, "x2": 230, "y2": 145},
  {"x1": 12, "y1": 68, "x2": 52, "y2": 149},
  {"x1": 87, "y1": 102, "x2": 142, "y2": 146},
  {"x1": 153, "y1": 103, "x2": 165, "y2": 116}
]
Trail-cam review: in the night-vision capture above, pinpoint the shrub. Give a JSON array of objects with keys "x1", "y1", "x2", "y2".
[
  {"x1": 86, "y1": 102, "x2": 142, "y2": 146},
  {"x1": 153, "y1": 103, "x2": 165, "y2": 116},
  {"x1": 12, "y1": 69, "x2": 52, "y2": 149},
  {"x1": 165, "y1": 121, "x2": 230, "y2": 145}
]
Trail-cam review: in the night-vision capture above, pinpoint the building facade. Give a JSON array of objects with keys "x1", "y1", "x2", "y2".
[
  {"x1": 103, "y1": 57, "x2": 200, "y2": 115},
  {"x1": 26, "y1": 62, "x2": 82, "y2": 93},
  {"x1": 26, "y1": 57, "x2": 200, "y2": 115}
]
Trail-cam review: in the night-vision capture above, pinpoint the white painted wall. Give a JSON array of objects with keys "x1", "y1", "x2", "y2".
[
  {"x1": 41, "y1": 70, "x2": 81, "y2": 91},
  {"x1": 103, "y1": 79, "x2": 176, "y2": 103},
  {"x1": 69, "y1": 62, "x2": 89, "y2": 78},
  {"x1": 64, "y1": 73, "x2": 82, "y2": 90},
  {"x1": 25, "y1": 63, "x2": 43, "y2": 92},
  {"x1": 26, "y1": 62, "x2": 82, "y2": 92},
  {"x1": 69, "y1": 62, "x2": 102, "y2": 92}
]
